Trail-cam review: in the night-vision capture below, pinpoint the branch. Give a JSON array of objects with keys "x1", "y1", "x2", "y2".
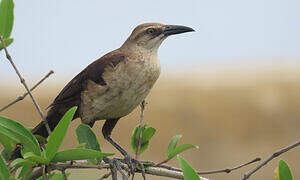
[
  {"x1": 0, "y1": 35, "x2": 52, "y2": 135},
  {"x1": 145, "y1": 166, "x2": 208, "y2": 180},
  {"x1": 0, "y1": 70, "x2": 54, "y2": 112},
  {"x1": 61, "y1": 169, "x2": 68, "y2": 180},
  {"x1": 29, "y1": 160, "x2": 210, "y2": 180},
  {"x1": 98, "y1": 172, "x2": 111, "y2": 180},
  {"x1": 27, "y1": 154, "x2": 262, "y2": 179},
  {"x1": 243, "y1": 140, "x2": 300, "y2": 180},
  {"x1": 27, "y1": 139, "x2": 299, "y2": 180},
  {"x1": 156, "y1": 158, "x2": 260, "y2": 175}
]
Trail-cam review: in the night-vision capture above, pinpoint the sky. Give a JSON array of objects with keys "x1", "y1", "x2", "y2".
[{"x1": 1, "y1": 0, "x2": 300, "y2": 83}]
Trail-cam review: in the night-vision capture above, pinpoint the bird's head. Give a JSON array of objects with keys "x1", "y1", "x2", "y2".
[{"x1": 123, "y1": 23, "x2": 194, "y2": 52}]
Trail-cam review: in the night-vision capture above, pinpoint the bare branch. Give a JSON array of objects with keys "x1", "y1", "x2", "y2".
[
  {"x1": 28, "y1": 156, "x2": 261, "y2": 179},
  {"x1": 61, "y1": 169, "x2": 68, "y2": 180},
  {"x1": 243, "y1": 140, "x2": 300, "y2": 180},
  {"x1": 0, "y1": 70, "x2": 54, "y2": 112},
  {"x1": 197, "y1": 158, "x2": 261, "y2": 175},
  {"x1": 29, "y1": 160, "x2": 209, "y2": 180},
  {"x1": 29, "y1": 167, "x2": 43, "y2": 180},
  {"x1": 154, "y1": 157, "x2": 260, "y2": 175},
  {"x1": 98, "y1": 172, "x2": 111, "y2": 180},
  {"x1": 136, "y1": 100, "x2": 147, "y2": 159},
  {"x1": 43, "y1": 166, "x2": 48, "y2": 180},
  {"x1": 0, "y1": 35, "x2": 52, "y2": 135}
]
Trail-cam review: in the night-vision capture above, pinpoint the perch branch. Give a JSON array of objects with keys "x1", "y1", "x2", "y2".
[
  {"x1": 0, "y1": 35, "x2": 52, "y2": 135},
  {"x1": 29, "y1": 160, "x2": 209, "y2": 180},
  {"x1": 0, "y1": 70, "x2": 54, "y2": 112},
  {"x1": 243, "y1": 140, "x2": 300, "y2": 180},
  {"x1": 29, "y1": 156, "x2": 263, "y2": 180}
]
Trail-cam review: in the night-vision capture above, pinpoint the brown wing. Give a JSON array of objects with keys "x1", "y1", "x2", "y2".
[{"x1": 49, "y1": 51, "x2": 125, "y2": 108}]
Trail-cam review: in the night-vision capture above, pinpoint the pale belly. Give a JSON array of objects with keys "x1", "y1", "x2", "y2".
[{"x1": 80, "y1": 59, "x2": 160, "y2": 124}]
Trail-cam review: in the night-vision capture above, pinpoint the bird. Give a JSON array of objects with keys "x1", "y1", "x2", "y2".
[{"x1": 29, "y1": 23, "x2": 194, "y2": 178}]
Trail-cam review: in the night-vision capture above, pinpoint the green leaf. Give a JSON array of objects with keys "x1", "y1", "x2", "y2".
[
  {"x1": 0, "y1": 154, "x2": 11, "y2": 180},
  {"x1": 0, "y1": 116, "x2": 41, "y2": 156},
  {"x1": 0, "y1": 126, "x2": 19, "y2": 143},
  {"x1": 167, "y1": 135, "x2": 182, "y2": 157},
  {"x1": 0, "y1": 0, "x2": 14, "y2": 38},
  {"x1": 278, "y1": 160, "x2": 293, "y2": 180},
  {"x1": 130, "y1": 125, "x2": 156, "y2": 155},
  {"x1": 138, "y1": 141, "x2": 150, "y2": 155},
  {"x1": 177, "y1": 155, "x2": 200, "y2": 180},
  {"x1": 0, "y1": 37, "x2": 13, "y2": 50},
  {"x1": 136, "y1": 162, "x2": 155, "y2": 171},
  {"x1": 167, "y1": 144, "x2": 198, "y2": 160},
  {"x1": 10, "y1": 158, "x2": 35, "y2": 168},
  {"x1": 76, "y1": 124, "x2": 102, "y2": 163},
  {"x1": 23, "y1": 152, "x2": 49, "y2": 164},
  {"x1": 142, "y1": 127, "x2": 156, "y2": 142},
  {"x1": 1, "y1": 149, "x2": 10, "y2": 162},
  {"x1": 130, "y1": 125, "x2": 145, "y2": 154},
  {"x1": 51, "y1": 148, "x2": 114, "y2": 163},
  {"x1": 45, "y1": 107, "x2": 77, "y2": 161},
  {"x1": 34, "y1": 134, "x2": 47, "y2": 146},
  {"x1": 18, "y1": 164, "x2": 32, "y2": 179},
  {"x1": 0, "y1": 132, "x2": 15, "y2": 160}
]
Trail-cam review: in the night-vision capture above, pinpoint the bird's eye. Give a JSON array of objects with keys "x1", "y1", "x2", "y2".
[{"x1": 146, "y1": 28, "x2": 155, "y2": 34}]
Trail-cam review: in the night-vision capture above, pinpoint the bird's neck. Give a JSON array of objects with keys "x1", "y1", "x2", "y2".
[{"x1": 120, "y1": 42, "x2": 159, "y2": 62}]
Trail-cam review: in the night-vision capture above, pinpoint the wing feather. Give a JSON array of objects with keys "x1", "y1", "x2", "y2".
[{"x1": 49, "y1": 51, "x2": 125, "y2": 108}]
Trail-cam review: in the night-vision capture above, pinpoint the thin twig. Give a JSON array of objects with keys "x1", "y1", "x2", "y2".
[
  {"x1": 197, "y1": 158, "x2": 261, "y2": 175},
  {"x1": 98, "y1": 172, "x2": 112, "y2": 180},
  {"x1": 0, "y1": 35, "x2": 52, "y2": 135},
  {"x1": 43, "y1": 166, "x2": 48, "y2": 180},
  {"x1": 135, "y1": 100, "x2": 146, "y2": 159},
  {"x1": 0, "y1": 70, "x2": 54, "y2": 112},
  {"x1": 154, "y1": 159, "x2": 168, "y2": 167},
  {"x1": 243, "y1": 140, "x2": 300, "y2": 180},
  {"x1": 61, "y1": 169, "x2": 68, "y2": 180},
  {"x1": 155, "y1": 158, "x2": 260, "y2": 175}
]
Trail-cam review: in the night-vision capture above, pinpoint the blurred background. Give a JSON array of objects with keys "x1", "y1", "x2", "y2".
[{"x1": 1, "y1": 0, "x2": 299, "y2": 179}]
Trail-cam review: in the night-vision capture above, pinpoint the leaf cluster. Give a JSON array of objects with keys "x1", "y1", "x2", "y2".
[{"x1": 0, "y1": 107, "x2": 113, "y2": 179}]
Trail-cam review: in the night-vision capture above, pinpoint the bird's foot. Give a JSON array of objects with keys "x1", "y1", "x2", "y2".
[
  {"x1": 120, "y1": 155, "x2": 146, "y2": 180},
  {"x1": 103, "y1": 157, "x2": 129, "y2": 180}
]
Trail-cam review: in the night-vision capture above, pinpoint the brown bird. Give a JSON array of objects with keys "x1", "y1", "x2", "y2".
[{"x1": 31, "y1": 22, "x2": 194, "y2": 178}]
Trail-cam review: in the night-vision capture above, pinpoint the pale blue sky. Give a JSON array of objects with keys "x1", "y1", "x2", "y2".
[{"x1": 1, "y1": 0, "x2": 299, "y2": 82}]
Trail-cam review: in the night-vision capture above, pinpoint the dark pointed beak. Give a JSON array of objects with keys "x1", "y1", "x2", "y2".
[{"x1": 163, "y1": 25, "x2": 195, "y2": 36}]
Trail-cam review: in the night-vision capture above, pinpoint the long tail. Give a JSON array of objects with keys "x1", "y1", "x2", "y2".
[
  {"x1": 10, "y1": 106, "x2": 77, "y2": 160},
  {"x1": 31, "y1": 109, "x2": 64, "y2": 138}
]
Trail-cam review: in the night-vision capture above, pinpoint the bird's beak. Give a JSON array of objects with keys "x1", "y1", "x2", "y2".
[{"x1": 163, "y1": 25, "x2": 195, "y2": 36}]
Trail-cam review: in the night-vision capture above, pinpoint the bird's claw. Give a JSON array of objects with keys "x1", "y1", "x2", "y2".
[
  {"x1": 103, "y1": 155, "x2": 146, "y2": 179},
  {"x1": 104, "y1": 157, "x2": 128, "y2": 180},
  {"x1": 122, "y1": 155, "x2": 146, "y2": 180}
]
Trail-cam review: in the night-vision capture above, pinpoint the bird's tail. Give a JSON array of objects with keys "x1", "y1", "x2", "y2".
[
  {"x1": 31, "y1": 111, "x2": 62, "y2": 138},
  {"x1": 10, "y1": 108, "x2": 65, "y2": 160}
]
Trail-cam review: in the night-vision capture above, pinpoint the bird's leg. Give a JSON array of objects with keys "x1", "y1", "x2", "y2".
[
  {"x1": 102, "y1": 119, "x2": 146, "y2": 180},
  {"x1": 86, "y1": 120, "x2": 122, "y2": 179}
]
